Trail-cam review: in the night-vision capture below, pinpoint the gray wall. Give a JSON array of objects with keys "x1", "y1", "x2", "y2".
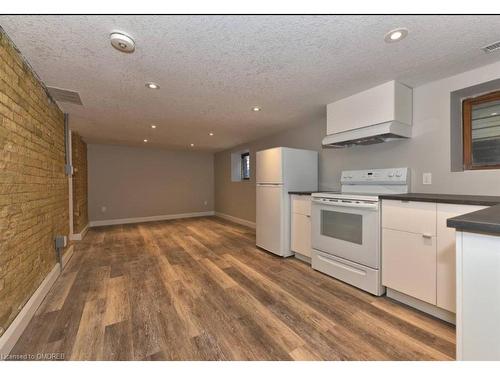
[
  {"x1": 214, "y1": 60, "x2": 500, "y2": 223},
  {"x1": 214, "y1": 121, "x2": 324, "y2": 222},
  {"x1": 88, "y1": 144, "x2": 214, "y2": 222}
]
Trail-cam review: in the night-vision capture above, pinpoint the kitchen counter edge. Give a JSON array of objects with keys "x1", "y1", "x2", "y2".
[
  {"x1": 379, "y1": 193, "x2": 500, "y2": 206},
  {"x1": 446, "y1": 205, "x2": 500, "y2": 236}
]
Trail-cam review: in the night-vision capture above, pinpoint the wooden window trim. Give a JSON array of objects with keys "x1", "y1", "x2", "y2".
[{"x1": 463, "y1": 90, "x2": 500, "y2": 170}]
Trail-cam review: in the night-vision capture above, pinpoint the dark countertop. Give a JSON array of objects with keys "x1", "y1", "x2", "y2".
[
  {"x1": 288, "y1": 191, "x2": 340, "y2": 196},
  {"x1": 288, "y1": 191, "x2": 318, "y2": 195},
  {"x1": 379, "y1": 193, "x2": 500, "y2": 206},
  {"x1": 447, "y1": 205, "x2": 500, "y2": 235}
]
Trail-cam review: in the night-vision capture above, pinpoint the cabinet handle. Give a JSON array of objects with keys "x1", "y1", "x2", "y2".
[
  {"x1": 306, "y1": 215, "x2": 311, "y2": 218},
  {"x1": 422, "y1": 233, "x2": 432, "y2": 239}
]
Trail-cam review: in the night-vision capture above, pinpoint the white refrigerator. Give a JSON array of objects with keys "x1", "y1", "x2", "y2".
[{"x1": 256, "y1": 147, "x2": 318, "y2": 257}]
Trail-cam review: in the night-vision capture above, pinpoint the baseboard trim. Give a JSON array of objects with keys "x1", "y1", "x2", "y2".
[
  {"x1": 294, "y1": 253, "x2": 311, "y2": 264},
  {"x1": 0, "y1": 244, "x2": 74, "y2": 358},
  {"x1": 386, "y1": 288, "x2": 456, "y2": 325},
  {"x1": 70, "y1": 224, "x2": 88, "y2": 241},
  {"x1": 62, "y1": 244, "x2": 74, "y2": 268},
  {"x1": 89, "y1": 211, "x2": 215, "y2": 227},
  {"x1": 215, "y1": 212, "x2": 256, "y2": 228}
]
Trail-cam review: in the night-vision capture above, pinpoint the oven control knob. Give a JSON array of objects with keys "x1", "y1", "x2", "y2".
[
  {"x1": 396, "y1": 171, "x2": 402, "y2": 177},
  {"x1": 388, "y1": 172, "x2": 394, "y2": 177}
]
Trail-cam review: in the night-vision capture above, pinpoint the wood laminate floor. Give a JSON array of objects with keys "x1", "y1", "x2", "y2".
[{"x1": 11, "y1": 217, "x2": 456, "y2": 360}]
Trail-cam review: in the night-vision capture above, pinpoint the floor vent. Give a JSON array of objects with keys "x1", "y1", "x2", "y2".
[
  {"x1": 481, "y1": 41, "x2": 500, "y2": 54},
  {"x1": 47, "y1": 86, "x2": 83, "y2": 105}
]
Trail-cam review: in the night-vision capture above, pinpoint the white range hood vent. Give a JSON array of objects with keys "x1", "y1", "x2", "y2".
[
  {"x1": 322, "y1": 120, "x2": 412, "y2": 148},
  {"x1": 323, "y1": 81, "x2": 413, "y2": 148}
]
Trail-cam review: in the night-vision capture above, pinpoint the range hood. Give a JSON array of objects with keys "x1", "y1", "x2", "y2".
[
  {"x1": 323, "y1": 81, "x2": 413, "y2": 148},
  {"x1": 322, "y1": 120, "x2": 412, "y2": 148}
]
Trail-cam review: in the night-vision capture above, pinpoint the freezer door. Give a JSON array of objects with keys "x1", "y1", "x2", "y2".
[
  {"x1": 256, "y1": 148, "x2": 283, "y2": 184},
  {"x1": 256, "y1": 184, "x2": 284, "y2": 255}
]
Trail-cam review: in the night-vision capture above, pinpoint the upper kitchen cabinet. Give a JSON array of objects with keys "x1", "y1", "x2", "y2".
[{"x1": 323, "y1": 81, "x2": 413, "y2": 147}]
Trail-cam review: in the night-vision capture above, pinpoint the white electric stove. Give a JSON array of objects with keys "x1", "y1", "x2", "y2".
[{"x1": 310, "y1": 168, "x2": 410, "y2": 295}]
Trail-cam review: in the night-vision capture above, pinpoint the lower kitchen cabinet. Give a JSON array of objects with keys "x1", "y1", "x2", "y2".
[
  {"x1": 292, "y1": 212, "x2": 312, "y2": 258},
  {"x1": 381, "y1": 199, "x2": 487, "y2": 321},
  {"x1": 291, "y1": 195, "x2": 312, "y2": 259},
  {"x1": 456, "y1": 230, "x2": 500, "y2": 360},
  {"x1": 382, "y1": 228, "x2": 436, "y2": 305}
]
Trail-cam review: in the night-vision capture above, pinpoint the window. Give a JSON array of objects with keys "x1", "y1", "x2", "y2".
[
  {"x1": 231, "y1": 149, "x2": 250, "y2": 182},
  {"x1": 241, "y1": 152, "x2": 250, "y2": 180},
  {"x1": 463, "y1": 90, "x2": 500, "y2": 170}
]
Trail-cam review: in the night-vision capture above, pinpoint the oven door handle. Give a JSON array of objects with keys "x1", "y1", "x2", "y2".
[{"x1": 311, "y1": 198, "x2": 379, "y2": 210}]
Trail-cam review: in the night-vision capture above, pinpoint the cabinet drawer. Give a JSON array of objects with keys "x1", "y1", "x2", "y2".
[
  {"x1": 382, "y1": 200, "x2": 436, "y2": 235},
  {"x1": 382, "y1": 228, "x2": 437, "y2": 304},
  {"x1": 291, "y1": 195, "x2": 311, "y2": 216},
  {"x1": 291, "y1": 213, "x2": 312, "y2": 258}
]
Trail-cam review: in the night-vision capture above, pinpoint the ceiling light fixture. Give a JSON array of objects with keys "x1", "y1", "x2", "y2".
[
  {"x1": 143, "y1": 139, "x2": 148, "y2": 143},
  {"x1": 190, "y1": 143, "x2": 195, "y2": 147},
  {"x1": 252, "y1": 106, "x2": 261, "y2": 112},
  {"x1": 110, "y1": 32, "x2": 136, "y2": 53},
  {"x1": 384, "y1": 28, "x2": 409, "y2": 43},
  {"x1": 151, "y1": 125, "x2": 157, "y2": 129},
  {"x1": 146, "y1": 82, "x2": 160, "y2": 89},
  {"x1": 209, "y1": 132, "x2": 214, "y2": 136}
]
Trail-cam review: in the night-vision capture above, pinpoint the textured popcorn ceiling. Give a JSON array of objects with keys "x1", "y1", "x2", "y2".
[{"x1": 1, "y1": 15, "x2": 500, "y2": 151}]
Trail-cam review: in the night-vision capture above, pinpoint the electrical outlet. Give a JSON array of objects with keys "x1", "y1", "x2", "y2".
[
  {"x1": 423, "y1": 172, "x2": 432, "y2": 185},
  {"x1": 101, "y1": 206, "x2": 107, "y2": 213},
  {"x1": 204, "y1": 201, "x2": 208, "y2": 206},
  {"x1": 55, "y1": 235, "x2": 67, "y2": 248}
]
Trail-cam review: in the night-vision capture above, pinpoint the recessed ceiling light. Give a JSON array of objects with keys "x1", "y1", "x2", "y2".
[
  {"x1": 145, "y1": 82, "x2": 160, "y2": 89},
  {"x1": 143, "y1": 139, "x2": 148, "y2": 143},
  {"x1": 151, "y1": 125, "x2": 157, "y2": 129},
  {"x1": 110, "y1": 32, "x2": 135, "y2": 53},
  {"x1": 190, "y1": 143, "x2": 195, "y2": 147},
  {"x1": 252, "y1": 106, "x2": 261, "y2": 112},
  {"x1": 492, "y1": 112, "x2": 498, "y2": 116},
  {"x1": 384, "y1": 28, "x2": 409, "y2": 43},
  {"x1": 209, "y1": 132, "x2": 214, "y2": 136}
]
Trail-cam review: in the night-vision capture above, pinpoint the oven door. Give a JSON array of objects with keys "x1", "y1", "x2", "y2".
[{"x1": 311, "y1": 199, "x2": 380, "y2": 269}]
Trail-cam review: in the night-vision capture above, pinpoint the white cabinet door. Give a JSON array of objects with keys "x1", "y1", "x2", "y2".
[
  {"x1": 291, "y1": 213, "x2": 312, "y2": 258},
  {"x1": 460, "y1": 231, "x2": 500, "y2": 360},
  {"x1": 326, "y1": 81, "x2": 412, "y2": 135},
  {"x1": 291, "y1": 195, "x2": 311, "y2": 216},
  {"x1": 256, "y1": 185, "x2": 283, "y2": 255},
  {"x1": 436, "y1": 203, "x2": 487, "y2": 313},
  {"x1": 382, "y1": 228, "x2": 437, "y2": 305},
  {"x1": 256, "y1": 148, "x2": 282, "y2": 183}
]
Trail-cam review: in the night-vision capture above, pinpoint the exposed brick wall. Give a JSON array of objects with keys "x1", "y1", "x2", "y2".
[
  {"x1": 0, "y1": 28, "x2": 68, "y2": 337},
  {"x1": 71, "y1": 132, "x2": 88, "y2": 233}
]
